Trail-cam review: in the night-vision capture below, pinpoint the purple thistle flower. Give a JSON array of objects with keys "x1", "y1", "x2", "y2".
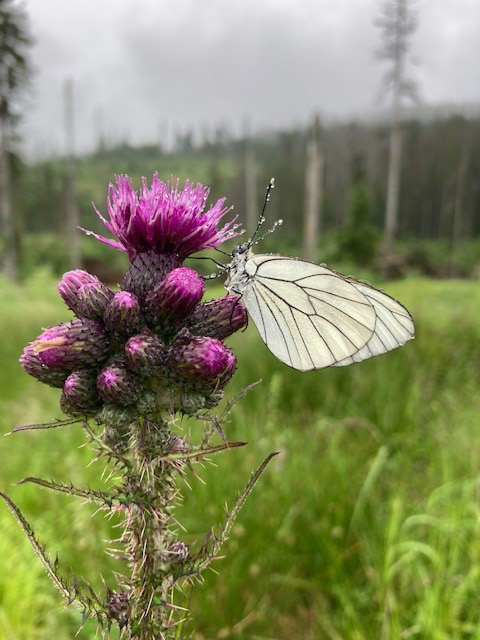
[
  {"x1": 104, "y1": 291, "x2": 144, "y2": 336},
  {"x1": 84, "y1": 174, "x2": 242, "y2": 260},
  {"x1": 166, "y1": 335, "x2": 236, "y2": 389},
  {"x1": 20, "y1": 344, "x2": 68, "y2": 388},
  {"x1": 97, "y1": 361, "x2": 142, "y2": 406},
  {"x1": 78, "y1": 281, "x2": 114, "y2": 320},
  {"x1": 31, "y1": 319, "x2": 110, "y2": 371},
  {"x1": 61, "y1": 370, "x2": 101, "y2": 416},
  {"x1": 124, "y1": 333, "x2": 164, "y2": 375},
  {"x1": 189, "y1": 295, "x2": 248, "y2": 340},
  {"x1": 148, "y1": 267, "x2": 205, "y2": 330},
  {"x1": 58, "y1": 270, "x2": 101, "y2": 316}
]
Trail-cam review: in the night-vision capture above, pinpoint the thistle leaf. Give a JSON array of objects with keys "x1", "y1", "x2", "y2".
[
  {"x1": 181, "y1": 451, "x2": 279, "y2": 578},
  {"x1": 0, "y1": 491, "x2": 72, "y2": 601},
  {"x1": 7, "y1": 417, "x2": 81, "y2": 435},
  {"x1": 17, "y1": 477, "x2": 113, "y2": 506},
  {"x1": 158, "y1": 441, "x2": 247, "y2": 462}
]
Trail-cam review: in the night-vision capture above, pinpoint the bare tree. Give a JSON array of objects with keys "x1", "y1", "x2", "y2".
[
  {"x1": 243, "y1": 121, "x2": 258, "y2": 236},
  {"x1": 64, "y1": 77, "x2": 81, "y2": 268},
  {"x1": 0, "y1": 0, "x2": 31, "y2": 281},
  {"x1": 303, "y1": 114, "x2": 323, "y2": 262},
  {"x1": 376, "y1": 0, "x2": 418, "y2": 256}
]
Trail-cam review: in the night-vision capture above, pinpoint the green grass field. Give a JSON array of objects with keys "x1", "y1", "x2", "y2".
[{"x1": 0, "y1": 272, "x2": 479, "y2": 639}]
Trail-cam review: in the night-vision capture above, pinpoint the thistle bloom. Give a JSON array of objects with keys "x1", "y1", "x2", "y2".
[
  {"x1": 84, "y1": 174, "x2": 242, "y2": 261},
  {"x1": 61, "y1": 370, "x2": 101, "y2": 415},
  {"x1": 58, "y1": 270, "x2": 101, "y2": 316},
  {"x1": 189, "y1": 295, "x2": 248, "y2": 340},
  {"x1": 104, "y1": 292, "x2": 144, "y2": 336},
  {"x1": 166, "y1": 335, "x2": 236, "y2": 390},
  {"x1": 148, "y1": 267, "x2": 205, "y2": 329},
  {"x1": 124, "y1": 333, "x2": 164, "y2": 375},
  {"x1": 28, "y1": 319, "x2": 110, "y2": 371},
  {"x1": 97, "y1": 361, "x2": 142, "y2": 406}
]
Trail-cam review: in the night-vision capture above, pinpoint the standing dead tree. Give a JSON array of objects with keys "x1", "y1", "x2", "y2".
[
  {"x1": 0, "y1": 0, "x2": 31, "y2": 281},
  {"x1": 303, "y1": 114, "x2": 323, "y2": 262},
  {"x1": 64, "y1": 78, "x2": 81, "y2": 268},
  {"x1": 375, "y1": 0, "x2": 418, "y2": 257}
]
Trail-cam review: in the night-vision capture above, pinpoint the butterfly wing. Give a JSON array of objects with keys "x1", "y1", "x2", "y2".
[
  {"x1": 333, "y1": 279, "x2": 415, "y2": 367},
  {"x1": 240, "y1": 255, "x2": 377, "y2": 371}
]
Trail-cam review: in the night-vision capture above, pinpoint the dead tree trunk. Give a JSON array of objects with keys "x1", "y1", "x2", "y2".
[
  {"x1": 0, "y1": 117, "x2": 17, "y2": 281},
  {"x1": 64, "y1": 78, "x2": 81, "y2": 269},
  {"x1": 303, "y1": 115, "x2": 323, "y2": 262},
  {"x1": 384, "y1": 120, "x2": 402, "y2": 255}
]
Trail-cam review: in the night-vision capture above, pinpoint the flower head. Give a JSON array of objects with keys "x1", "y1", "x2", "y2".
[
  {"x1": 29, "y1": 319, "x2": 110, "y2": 371},
  {"x1": 148, "y1": 267, "x2": 205, "y2": 330},
  {"x1": 85, "y1": 174, "x2": 242, "y2": 260}
]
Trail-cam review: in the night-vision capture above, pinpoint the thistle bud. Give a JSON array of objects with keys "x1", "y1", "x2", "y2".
[
  {"x1": 136, "y1": 389, "x2": 158, "y2": 415},
  {"x1": 20, "y1": 344, "x2": 68, "y2": 388},
  {"x1": 78, "y1": 281, "x2": 114, "y2": 319},
  {"x1": 168, "y1": 541, "x2": 189, "y2": 563},
  {"x1": 32, "y1": 319, "x2": 110, "y2": 371},
  {"x1": 96, "y1": 404, "x2": 135, "y2": 429},
  {"x1": 166, "y1": 335, "x2": 235, "y2": 390},
  {"x1": 189, "y1": 295, "x2": 248, "y2": 340},
  {"x1": 124, "y1": 333, "x2": 164, "y2": 375},
  {"x1": 148, "y1": 267, "x2": 205, "y2": 330},
  {"x1": 104, "y1": 291, "x2": 143, "y2": 336},
  {"x1": 181, "y1": 390, "x2": 206, "y2": 414},
  {"x1": 58, "y1": 270, "x2": 101, "y2": 315},
  {"x1": 97, "y1": 361, "x2": 141, "y2": 406},
  {"x1": 60, "y1": 370, "x2": 101, "y2": 416}
]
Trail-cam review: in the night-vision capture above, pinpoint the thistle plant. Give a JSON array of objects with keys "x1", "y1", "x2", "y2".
[{"x1": 2, "y1": 174, "x2": 277, "y2": 639}]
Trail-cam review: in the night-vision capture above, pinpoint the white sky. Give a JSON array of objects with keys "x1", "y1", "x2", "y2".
[{"x1": 22, "y1": 0, "x2": 480, "y2": 157}]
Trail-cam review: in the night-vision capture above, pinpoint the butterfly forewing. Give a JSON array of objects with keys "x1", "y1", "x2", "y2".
[
  {"x1": 240, "y1": 255, "x2": 377, "y2": 371},
  {"x1": 333, "y1": 279, "x2": 415, "y2": 367}
]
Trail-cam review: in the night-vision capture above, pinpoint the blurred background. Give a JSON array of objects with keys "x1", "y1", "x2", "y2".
[{"x1": 0, "y1": 0, "x2": 479, "y2": 638}]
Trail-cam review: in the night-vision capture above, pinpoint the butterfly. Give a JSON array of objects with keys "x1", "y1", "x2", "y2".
[{"x1": 208, "y1": 179, "x2": 414, "y2": 371}]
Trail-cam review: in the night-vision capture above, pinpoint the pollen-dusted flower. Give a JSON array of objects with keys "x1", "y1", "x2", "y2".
[
  {"x1": 104, "y1": 291, "x2": 143, "y2": 336},
  {"x1": 20, "y1": 344, "x2": 68, "y2": 388},
  {"x1": 189, "y1": 295, "x2": 248, "y2": 340},
  {"x1": 85, "y1": 173, "x2": 242, "y2": 260},
  {"x1": 31, "y1": 319, "x2": 110, "y2": 371},
  {"x1": 61, "y1": 370, "x2": 101, "y2": 416},
  {"x1": 166, "y1": 335, "x2": 235, "y2": 389},
  {"x1": 78, "y1": 281, "x2": 114, "y2": 319},
  {"x1": 58, "y1": 270, "x2": 102, "y2": 316},
  {"x1": 148, "y1": 267, "x2": 205, "y2": 330},
  {"x1": 97, "y1": 361, "x2": 142, "y2": 406},
  {"x1": 124, "y1": 333, "x2": 164, "y2": 375}
]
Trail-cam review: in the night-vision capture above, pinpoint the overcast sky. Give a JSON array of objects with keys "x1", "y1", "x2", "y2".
[{"x1": 22, "y1": 0, "x2": 480, "y2": 158}]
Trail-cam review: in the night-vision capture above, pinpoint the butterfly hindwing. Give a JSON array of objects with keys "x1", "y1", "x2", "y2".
[{"x1": 240, "y1": 255, "x2": 378, "y2": 371}]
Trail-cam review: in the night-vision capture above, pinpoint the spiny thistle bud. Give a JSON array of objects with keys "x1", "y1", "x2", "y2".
[
  {"x1": 166, "y1": 335, "x2": 235, "y2": 389},
  {"x1": 135, "y1": 389, "x2": 158, "y2": 415},
  {"x1": 78, "y1": 280, "x2": 114, "y2": 319},
  {"x1": 181, "y1": 390, "x2": 206, "y2": 414},
  {"x1": 104, "y1": 291, "x2": 143, "y2": 336},
  {"x1": 60, "y1": 370, "x2": 101, "y2": 416},
  {"x1": 32, "y1": 319, "x2": 110, "y2": 371},
  {"x1": 124, "y1": 333, "x2": 164, "y2": 375},
  {"x1": 20, "y1": 344, "x2": 68, "y2": 388},
  {"x1": 58, "y1": 270, "x2": 101, "y2": 315},
  {"x1": 96, "y1": 404, "x2": 135, "y2": 429},
  {"x1": 107, "y1": 591, "x2": 130, "y2": 628},
  {"x1": 102, "y1": 425, "x2": 130, "y2": 454},
  {"x1": 97, "y1": 361, "x2": 142, "y2": 406},
  {"x1": 189, "y1": 295, "x2": 248, "y2": 340},
  {"x1": 148, "y1": 267, "x2": 205, "y2": 330},
  {"x1": 168, "y1": 541, "x2": 189, "y2": 563}
]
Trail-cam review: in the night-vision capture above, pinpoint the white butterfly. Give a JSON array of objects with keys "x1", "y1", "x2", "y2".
[{"x1": 220, "y1": 181, "x2": 415, "y2": 372}]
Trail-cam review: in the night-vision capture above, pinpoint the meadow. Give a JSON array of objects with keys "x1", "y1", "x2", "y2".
[{"x1": 0, "y1": 272, "x2": 479, "y2": 639}]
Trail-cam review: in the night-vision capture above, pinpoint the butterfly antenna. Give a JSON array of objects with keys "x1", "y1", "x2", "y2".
[
  {"x1": 253, "y1": 218, "x2": 283, "y2": 245},
  {"x1": 248, "y1": 177, "x2": 275, "y2": 246}
]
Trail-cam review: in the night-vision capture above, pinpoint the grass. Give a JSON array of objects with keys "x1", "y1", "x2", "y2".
[{"x1": 0, "y1": 272, "x2": 479, "y2": 639}]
